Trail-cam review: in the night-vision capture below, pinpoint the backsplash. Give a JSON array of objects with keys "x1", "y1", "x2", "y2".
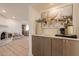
[{"x1": 42, "y1": 28, "x2": 60, "y2": 36}]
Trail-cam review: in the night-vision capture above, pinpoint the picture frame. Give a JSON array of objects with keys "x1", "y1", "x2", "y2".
[{"x1": 41, "y1": 5, "x2": 73, "y2": 29}]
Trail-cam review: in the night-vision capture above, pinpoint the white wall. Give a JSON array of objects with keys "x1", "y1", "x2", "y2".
[
  {"x1": 0, "y1": 16, "x2": 28, "y2": 34},
  {"x1": 28, "y1": 5, "x2": 41, "y2": 35},
  {"x1": 27, "y1": 4, "x2": 41, "y2": 56},
  {"x1": 73, "y1": 4, "x2": 79, "y2": 38}
]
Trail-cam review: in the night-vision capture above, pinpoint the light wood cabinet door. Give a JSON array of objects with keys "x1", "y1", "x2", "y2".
[
  {"x1": 32, "y1": 36, "x2": 41, "y2": 56},
  {"x1": 63, "y1": 40, "x2": 79, "y2": 56},
  {"x1": 63, "y1": 40, "x2": 70, "y2": 56},
  {"x1": 32, "y1": 36, "x2": 51, "y2": 56},
  {"x1": 40, "y1": 37, "x2": 52, "y2": 56},
  {"x1": 51, "y1": 38, "x2": 63, "y2": 56}
]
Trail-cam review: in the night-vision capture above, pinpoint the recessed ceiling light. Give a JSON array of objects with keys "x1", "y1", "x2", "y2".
[
  {"x1": 2, "y1": 9, "x2": 7, "y2": 13},
  {"x1": 12, "y1": 16, "x2": 16, "y2": 19}
]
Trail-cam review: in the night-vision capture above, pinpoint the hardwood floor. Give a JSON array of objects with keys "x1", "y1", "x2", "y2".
[{"x1": 0, "y1": 36, "x2": 29, "y2": 56}]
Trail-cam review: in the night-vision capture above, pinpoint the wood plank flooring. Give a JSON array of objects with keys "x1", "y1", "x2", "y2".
[{"x1": 0, "y1": 36, "x2": 29, "y2": 56}]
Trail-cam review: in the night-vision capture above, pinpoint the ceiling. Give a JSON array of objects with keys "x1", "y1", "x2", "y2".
[
  {"x1": 0, "y1": 3, "x2": 28, "y2": 20},
  {"x1": 32, "y1": 3, "x2": 64, "y2": 11},
  {"x1": 0, "y1": 3, "x2": 65, "y2": 20}
]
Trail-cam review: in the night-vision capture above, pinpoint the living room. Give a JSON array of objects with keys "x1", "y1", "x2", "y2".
[{"x1": 0, "y1": 3, "x2": 29, "y2": 56}]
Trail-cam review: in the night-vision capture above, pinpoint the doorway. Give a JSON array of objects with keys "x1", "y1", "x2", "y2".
[{"x1": 22, "y1": 24, "x2": 29, "y2": 36}]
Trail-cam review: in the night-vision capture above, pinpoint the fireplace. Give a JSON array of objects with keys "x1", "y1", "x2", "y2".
[{"x1": 0, "y1": 32, "x2": 7, "y2": 40}]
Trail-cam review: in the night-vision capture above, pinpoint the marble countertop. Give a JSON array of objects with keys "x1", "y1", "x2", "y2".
[{"x1": 33, "y1": 34, "x2": 79, "y2": 41}]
